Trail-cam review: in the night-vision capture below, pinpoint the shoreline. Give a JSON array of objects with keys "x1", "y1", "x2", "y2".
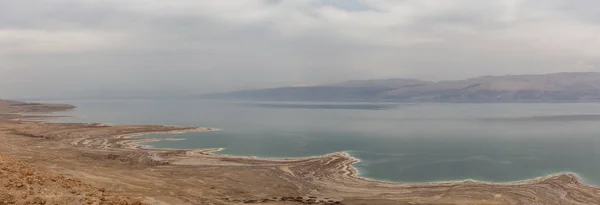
[
  {"x1": 3, "y1": 99, "x2": 600, "y2": 204},
  {"x1": 10, "y1": 101, "x2": 595, "y2": 188},
  {"x1": 123, "y1": 128, "x2": 596, "y2": 188}
]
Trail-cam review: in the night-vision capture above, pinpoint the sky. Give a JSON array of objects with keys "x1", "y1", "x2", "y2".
[{"x1": 1, "y1": 0, "x2": 599, "y2": 99}]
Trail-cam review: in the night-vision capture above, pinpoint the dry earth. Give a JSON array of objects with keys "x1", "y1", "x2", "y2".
[
  {"x1": 0, "y1": 153, "x2": 144, "y2": 205},
  {"x1": 1, "y1": 99, "x2": 600, "y2": 205}
]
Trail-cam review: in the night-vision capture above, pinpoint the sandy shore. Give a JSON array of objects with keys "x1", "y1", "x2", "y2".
[{"x1": 1, "y1": 99, "x2": 600, "y2": 205}]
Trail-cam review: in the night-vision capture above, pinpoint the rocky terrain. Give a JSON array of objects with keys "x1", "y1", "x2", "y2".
[
  {"x1": 1, "y1": 99, "x2": 600, "y2": 204},
  {"x1": 0, "y1": 153, "x2": 144, "y2": 205}
]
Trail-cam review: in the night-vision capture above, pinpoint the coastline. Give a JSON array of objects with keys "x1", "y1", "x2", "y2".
[
  {"x1": 123, "y1": 128, "x2": 594, "y2": 188},
  {"x1": 17, "y1": 99, "x2": 598, "y2": 187},
  {"x1": 2, "y1": 100, "x2": 600, "y2": 205}
]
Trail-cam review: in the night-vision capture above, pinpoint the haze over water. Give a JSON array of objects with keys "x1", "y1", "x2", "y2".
[{"x1": 47, "y1": 99, "x2": 600, "y2": 185}]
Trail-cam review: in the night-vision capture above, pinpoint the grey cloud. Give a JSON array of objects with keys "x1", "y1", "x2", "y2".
[{"x1": 0, "y1": 0, "x2": 599, "y2": 99}]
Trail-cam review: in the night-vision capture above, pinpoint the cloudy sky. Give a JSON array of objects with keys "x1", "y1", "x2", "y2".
[{"x1": 1, "y1": 0, "x2": 599, "y2": 99}]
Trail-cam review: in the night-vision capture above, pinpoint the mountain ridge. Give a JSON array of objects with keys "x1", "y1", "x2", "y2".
[{"x1": 202, "y1": 72, "x2": 600, "y2": 102}]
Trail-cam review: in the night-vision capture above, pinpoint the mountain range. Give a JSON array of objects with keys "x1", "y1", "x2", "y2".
[{"x1": 202, "y1": 72, "x2": 600, "y2": 102}]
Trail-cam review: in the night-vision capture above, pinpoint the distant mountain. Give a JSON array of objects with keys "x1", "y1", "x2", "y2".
[
  {"x1": 202, "y1": 78, "x2": 432, "y2": 102},
  {"x1": 201, "y1": 72, "x2": 600, "y2": 102},
  {"x1": 0, "y1": 99, "x2": 75, "y2": 113}
]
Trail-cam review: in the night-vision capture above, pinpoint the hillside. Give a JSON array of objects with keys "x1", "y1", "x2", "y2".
[
  {"x1": 0, "y1": 153, "x2": 144, "y2": 205},
  {"x1": 202, "y1": 78, "x2": 432, "y2": 101},
  {"x1": 202, "y1": 72, "x2": 600, "y2": 102}
]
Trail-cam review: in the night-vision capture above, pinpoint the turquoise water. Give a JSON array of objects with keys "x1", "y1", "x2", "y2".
[{"x1": 46, "y1": 99, "x2": 600, "y2": 185}]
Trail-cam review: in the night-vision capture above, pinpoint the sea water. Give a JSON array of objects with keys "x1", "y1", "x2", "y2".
[{"x1": 44, "y1": 99, "x2": 600, "y2": 185}]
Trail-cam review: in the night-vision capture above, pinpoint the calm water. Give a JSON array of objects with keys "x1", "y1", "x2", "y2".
[{"x1": 44, "y1": 99, "x2": 600, "y2": 185}]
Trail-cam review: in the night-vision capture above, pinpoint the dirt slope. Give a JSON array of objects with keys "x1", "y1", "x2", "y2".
[{"x1": 0, "y1": 153, "x2": 143, "y2": 205}]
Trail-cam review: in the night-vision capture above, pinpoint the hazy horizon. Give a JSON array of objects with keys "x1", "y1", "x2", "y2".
[{"x1": 1, "y1": 0, "x2": 599, "y2": 99}]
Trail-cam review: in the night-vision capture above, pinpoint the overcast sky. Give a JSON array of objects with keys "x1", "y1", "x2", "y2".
[{"x1": 1, "y1": 0, "x2": 599, "y2": 99}]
